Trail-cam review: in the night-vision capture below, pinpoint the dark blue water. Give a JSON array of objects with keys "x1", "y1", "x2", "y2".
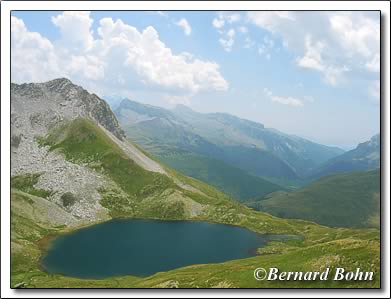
[{"x1": 41, "y1": 219, "x2": 269, "y2": 278}]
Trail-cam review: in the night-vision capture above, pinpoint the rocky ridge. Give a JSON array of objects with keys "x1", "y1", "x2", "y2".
[{"x1": 11, "y1": 78, "x2": 165, "y2": 223}]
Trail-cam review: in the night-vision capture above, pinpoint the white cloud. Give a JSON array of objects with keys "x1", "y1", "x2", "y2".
[
  {"x1": 237, "y1": 26, "x2": 253, "y2": 50},
  {"x1": 271, "y1": 95, "x2": 304, "y2": 107},
  {"x1": 212, "y1": 18, "x2": 224, "y2": 29},
  {"x1": 296, "y1": 35, "x2": 325, "y2": 71},
  {"x1": 247, "y1": 11, "x2": 380, "y2": 86},
  {"x1": 247, "y1": 11, "x2": 295, "y2": 35},
  {"x1": 176, "y1": 18, "x2": 192, "y2": 36},
  {"x1": 213, "y1": 12, "x2": 244, "y2": 52},
  {"x1": 227, "y1": 29, "x2": 235, "y2": 39},
  {"x1": 105, "y1": 19, "x2": 226, "y2": 93},
  {"x1": 11, "y1": 13, "x2": 228, "y2": 98},
  {"x1": 213, "y1": 12, "x2": 241, "y2": 28},
  {"x1": 263, "y1": 87, "x2": 306, "y2": 107},
  {"x1": 67, "y1": 55, "x2": 105, "y2": 80},
  {"x1": 296, "y1": 35, "x2": 349, "y2": 86},
  {"x1": 330, "y1": 14, "x2": 379, "y2": 59},
  {"x1": 11, "y1": 16, "x2": 61, "y2": 83},
  {"x1": 98, "y1": 18, "x2": 226, "y2": 92},
  {"x1": 219, "y1": 29, "x2": 235, "y2": 52},
  {"x1": 52, "y1": 11, "x2": 94, "y2": 52}
]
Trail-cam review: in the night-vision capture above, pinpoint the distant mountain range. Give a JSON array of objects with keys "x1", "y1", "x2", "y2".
[
  {"x1": 110, "y1": 98, "x2": 347, "y2": 200},
  {"x1": 309, "y1": 134, "x2": 380, "y2": 179}
]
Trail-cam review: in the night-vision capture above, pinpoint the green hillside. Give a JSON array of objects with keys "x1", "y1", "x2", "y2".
[
  {"x1": 157, "y1": 149, "x2": 284, "y2": 202},
  {"x1": 255, "y1": 170, "x2": 380, "y2": 228}
]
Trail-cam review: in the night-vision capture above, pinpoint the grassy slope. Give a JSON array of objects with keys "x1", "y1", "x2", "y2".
[
  {"x1": 157, "y1": 150, "x2": 284, "y2": 202},
  {"x1": 11, "y1": 118, "x2": 380, "y2": 288},
  {"x1": 255, "y1": 170, "x2": 380, "y2": 228},
  {"x1": 120, "y1": 122, "x2": 289, "y2": 201}
]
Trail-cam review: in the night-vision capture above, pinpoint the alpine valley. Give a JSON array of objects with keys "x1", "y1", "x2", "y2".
[{"x1": 11, "y1": 79, "x2": 380, "y2": 288}]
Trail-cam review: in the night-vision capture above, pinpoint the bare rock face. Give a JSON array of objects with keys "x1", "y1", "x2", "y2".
[{"x1": 10, "y1": 78, "x2": 126, "y2": 222}]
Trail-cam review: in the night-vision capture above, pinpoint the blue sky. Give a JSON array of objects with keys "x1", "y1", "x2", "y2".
[{"x1": 11, "y1": 11, "x2": 380, "y2": 148}]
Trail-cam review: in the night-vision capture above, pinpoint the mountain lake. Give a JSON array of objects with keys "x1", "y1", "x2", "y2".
[{"x1": 41, "y1": 219, "x2": 282, "y2": 278}]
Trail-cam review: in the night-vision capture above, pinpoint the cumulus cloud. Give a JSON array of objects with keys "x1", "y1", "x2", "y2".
[
  {"x1": 97, "y1": 18, "x2": 227, "y2": 93},
  {"x1": 263, "y1": 87, "x2": 306, "y2": 107},
  {"x1": 247, "y1": 11, "x2": 379, "y2": 86},
  {"x1": 329, "y1": 14, "x2": 379, "y2": 65},
  {"x1": 11, "y1": 13, "x2": 228, "y2": 98},
  {"x1": 176, "y1": 18, "x2": 192, "y2": 36},
  {"x1": 67, "y1": 55, "x2": 105, "y2": 80},
  {"x1": 52, "y1": 11, "x2": 94, "y2": 52},
  {"x1": 11, "y1": 16, "x2": 61, "y2": 82}
]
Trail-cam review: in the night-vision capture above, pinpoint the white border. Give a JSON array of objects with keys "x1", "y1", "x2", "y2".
[{"x1": 1, "y1": 1, "x2": 390, "y2": 298}]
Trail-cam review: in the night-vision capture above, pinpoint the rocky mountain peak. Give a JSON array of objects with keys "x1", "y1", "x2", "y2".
[
  {"x1": 44, "y1": 77, "x2": 74, "y2": 93},
  {"x1": 11, "y1": 78, "x2": 125, "y2": 140}
]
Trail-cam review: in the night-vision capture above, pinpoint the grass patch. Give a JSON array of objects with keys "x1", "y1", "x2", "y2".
[{"x1": 11, "y1": 174, "x2": 52, "y2": 198}]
